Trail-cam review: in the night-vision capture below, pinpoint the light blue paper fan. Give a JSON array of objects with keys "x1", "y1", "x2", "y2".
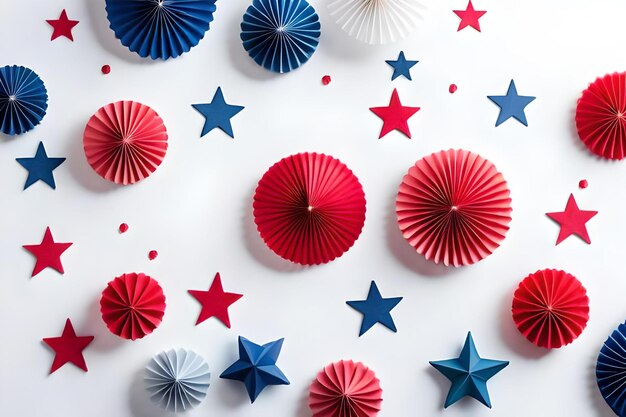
[
  {"x1": 597, "y1": 322, "x2": 626, "y2": 416},
  {"x1": 0, "y1": 65, "x2": 47, "y2": 136}
]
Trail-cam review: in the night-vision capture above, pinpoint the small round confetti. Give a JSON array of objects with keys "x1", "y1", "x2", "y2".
[
  {"x1": 449, "y1": 83, "x2": 458, "y2": 94},
  {"x1": 101, "y1": 65, "x2": 111, "y2": 75},
  {"x1": 321, "y1": 75, "x2": 331, "y2": 85},
  {"x1": 118, "y1": 223, "x2": 129, "y2": 233},
  {"x1": 579, "y1": 179, "x2": 588, "y2": 189},
  {"x1": 148, "y1": 250, "x2": 158, "y2": 260}
]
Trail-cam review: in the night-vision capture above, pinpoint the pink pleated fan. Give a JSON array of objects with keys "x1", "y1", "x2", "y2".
[
  {"x1": 83, "y1": 101, "x2": 168, "y2": 184},
  {"x1": 396, "y1": 149, "x2": 512, "y2": 267}
]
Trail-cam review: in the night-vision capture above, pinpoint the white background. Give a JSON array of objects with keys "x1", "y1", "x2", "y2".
[{"x1": 1, "y1": 0, "x2": 626, "y2": 416}]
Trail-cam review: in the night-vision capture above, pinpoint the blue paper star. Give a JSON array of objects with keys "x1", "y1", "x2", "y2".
[
  {"x1": 192, "y1": 87, "x2": 245, "y2": 138},
  {"x1": 16, "y1": 141, "x2": 65, "y2": 190},
  {"x1": 386, "y1": 51, "x2": 418, "y2": 81},
  {"x1": 430, "y1": 332, "x2": 509, "y2": 408},
  {"x1": 488, "y1": 80, "x2": 535, "y2": 126},
  {"x1": 220, "y1": 336, "x2": 289, "y2": 403},
  {"x1": 346, "y1": 281, "x2": 402, "y2": 336}
]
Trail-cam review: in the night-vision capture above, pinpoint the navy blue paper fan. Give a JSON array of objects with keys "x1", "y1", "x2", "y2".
[
  {"x1": 105, "y1": 0, "x2": 217, "y2": 60},
  {"x1": 597, "y1": 321, "x2": 626, "y2": 416},
  {"x1": 0, "y1": 65, "x2": 48, "y2": 136},
  {"x1": 241, "y1": 0, "x2": 320, "y2": 73}
]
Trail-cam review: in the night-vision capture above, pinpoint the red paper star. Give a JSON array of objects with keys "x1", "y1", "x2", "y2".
[
  {"x1": 370, "y1": 89, "x2": 420, "y2": 139},
  {"x1": 46, "y1": 9, "x2": 79, "y2": 41},
  {"x1": 188, "y1": 273, "x2": 243, "y2": 328},
  {"x1": 453, "y1": 1, "x2": 487, "y2": 32},
  {"x1": 23, "y1": 227, "x2": 73, "y2": 277},
  {"x1": 43, "y1": 319, "x2": 94, "y2": 374},
  {"x1": 546, "y1": 194, "x2": 598, "y2": 245}
]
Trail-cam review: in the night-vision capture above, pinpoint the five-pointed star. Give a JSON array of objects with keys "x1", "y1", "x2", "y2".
[
  {"x1": 46, "y1": 9, "x2": 79, "y2": 41},
  {"x1": 370, "y1": 89, "x2": 420, "y2": 139},
  {"x1": 488, "y1": 80, "x2": 536, "y2": 126},
  {"x1": 188, "y1": 272, "x2": 243, "y2": 328},
  {"x1": 386, "y1": 51, "x2": 419, "y2": 81},
  {"x1": 16, "y1": 141, "x2": 66, "y2": 190},
  {"x1": 23, "y1": 227, "x2": 73, "y2": 277},
  {"x1": 453, "y1": 1, "x2": 487, "y2": 32},
  {"x1": 546, "y1": 194, "x2": 598, "y2": 245},
  {"x1": 430, "y1": 332, "x2": 509, "y2": 408},
  {"x1": 220, "y1": 336, "x2": 290, "y2": 403},
  {"x1": 346, "y1": 280, "x2": 403, "y2": 336},
  {"x1": 192, "y1": 87, "x2": 245, "y2": 138},
  {"x1": 43, "y1": 318, "x2": 94, "y2": 374}
]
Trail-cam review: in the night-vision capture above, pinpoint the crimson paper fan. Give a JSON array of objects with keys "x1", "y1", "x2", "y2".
[
  {"x1": 396, "y1": 149, "x2": 512, "y2": 267},
  {"x1": 253, "y1": 153, "x2": 366, "y2": 265},
  {"x1": 100, "y1": 272, "x2": 166, "y2": 340},
  {"x1": 512, "y1": 269, "x2": 589, "y2": 349},
  {"x1": 83, "y1": 101, "x2": 168, "y2": 185}
]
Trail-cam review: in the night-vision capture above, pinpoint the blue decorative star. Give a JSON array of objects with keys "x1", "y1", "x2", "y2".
[
  {"x1": 430, "y1": 332, "x2": 509, "y2": 408},
  {"x1": 16, "y1": 141, "x2": 65, "y2": 190},
  {"x1": 192, "y1": 87, "x2": 245, "y2": 138},
  {"x1": 220, "y1": 336, "x2": 289, "y2": 403},
  {"x1": 386, "y1": 51, "x2": 419, "y2": 81},
  {"x1": 346, "y1": 281, "x2": 403, "y2": 336},
  {"x1": 488, "y1": 80, "x2": 535, "y2": 126}
]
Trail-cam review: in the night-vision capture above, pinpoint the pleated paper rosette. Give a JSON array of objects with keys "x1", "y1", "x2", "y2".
[
  {"x1": 83, "y1": 101, "x2": 168, "y2": 185},
  {"x1": 253, "y1": 152, "x2": 366, "y2": 265},
  {"x1": 241, "y1": 0, "x2": 321, "y2": 73},
  {"x1": 145, "y1": 348, "x2": 211, "y2": 413},
  {"x1": 396, "y1": 149, "x2": 512, "y2": 267},
  {"x1": 100, "y1": 272, "x2": 166, "y2": 340},
  {"x1": 597, "y1": 321, "x2": 626, "y2": 416},
  {"x1": 512, "y1": 269, "x2": 589, "y2": 349},
  {"x1": 309, "y1": 360, "x2": 383, "y2": 417},
  {"x1": 0, "y1": 65, "x2": 48, "y2": 135},
  {"x1": 105, "y1": 0, "x2": 217, "y2": 60}
]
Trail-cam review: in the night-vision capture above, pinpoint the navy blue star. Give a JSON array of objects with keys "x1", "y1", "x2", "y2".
[
  {"x1": 346, "y1": 281, "x2": 402, "y2": 336},
  {"x1": 192, "y1": 87, "x2": 244, "y2": 138},
  {"x1": 16, "y1": 141, "x2": 65, "y2": 190},
  {"x1": 488, "y1": 80, "x2": 535, "y2": 126},
  {"x1": 386, "y1": 51, "x2": 419, "y2": 81}
]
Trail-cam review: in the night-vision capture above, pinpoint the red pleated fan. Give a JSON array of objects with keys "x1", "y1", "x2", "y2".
[
  {"x1": 395, "y1": 149, "x2": 512, "y2": 267},
  {"x1": 253, "y1": 153, "x2": 366, "y2": 265}
]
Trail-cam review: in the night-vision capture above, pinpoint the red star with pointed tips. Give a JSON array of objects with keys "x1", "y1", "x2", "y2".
[
  {"x1": 453, "y1": 1, "x2": 487, "y2": 32},
  {"x1": 188, "y1": 273, "x2": 243, "y2": 328},
  {"x1": 546, "y1": 194, "x2": 598, "y2": 245},
  {"x1": 46, "y1": 9, "x2": 79, "y2": 41},
  {"x1": 370, "y1": 89, "x2": 420, "y2": 139},
  {"x1": 43, "y1": 319, "x2": 94, "y2": 374},
  {"x1": 23, "y1": 227, "x2": 73, "y2": 277}
]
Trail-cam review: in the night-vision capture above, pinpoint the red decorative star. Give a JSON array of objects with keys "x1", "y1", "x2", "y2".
[
  {"x1": 546, "y1": 194, "x2": 598, "y2": 245},
  {"x1": 453, "y1": 1, "x2": 487, "y2": 32},
  {"x1": 370, "y1": 89, "x2": 420, "y2": 139},
  {"x1": 43, "y1": 319, "x2": 94, "y2": 374},
  {"x1": 188, "y1": 273, "x2": 243, "y2": 328},
  {"x1": 23, "y1": 227, "x2": 73, "y2": 277},
  {"x1": 46, "y1": 9, "x2": 79, "y2": 41}
]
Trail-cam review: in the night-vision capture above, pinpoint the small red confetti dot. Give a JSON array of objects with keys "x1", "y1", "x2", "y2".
[
  {"x1": 118, "y1": 223, "x2": 129, "y2": 233},
  {"x1": 449, "y1": 83, "x2": 458, "y2": 94},
  {"x1": 101, "y1": 65, "x2": 111, "y2": 75},
  {"x1": 148, "y1": 250, "x2": 158, "y2": 260},
  {"x1": 322, "y1": 75, "x2": 331, "y2": 85},
  {"x1": 579, "y1": 179, "x2": 588, "y2": 189}
]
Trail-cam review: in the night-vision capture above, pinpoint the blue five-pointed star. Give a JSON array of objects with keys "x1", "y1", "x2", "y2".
[
  {"x1": 430, "y1": 332, "x2": 509, "y2": 409},
  {"x1": 220, "y1": 336, "x2": 290, "y2": 403},
  {"x1": 16, "y1": 141, "x2": 66, "y2": 190},
  {"x1": 346, "y1": 281, "x2": 403, "y2": 336},
  {"x1": 386, "y1": 51, "x2": 419, "y2": 81},
  {"x1": 192, "y1": 87, "x2": 245, "y2": 138},
  {"x1": 487, "y1": 80, "x2": 535, "y2": 126}
]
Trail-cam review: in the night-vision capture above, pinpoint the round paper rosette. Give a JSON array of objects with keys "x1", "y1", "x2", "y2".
[
  {"x1": 83, "y1": 101, "x2": 168, "y2": 185},
  {"x1": 309, "y1": 360, "x2": 383, "y2": 417},
  {"x1": 100, "y1": 272, "x2": 166, "y2": 340},
  {"x1": 597, "y1": 322, "x2": 626, "y2": 416},
  {"x1": 0, "y1": 65, "x2": 48, "y2": 135},
  {"x1": 253, "y1": 152, "x2": 366, "y2": 265},
  {"x1": 241, "y1": 0, "x2": 320, "y2": 73},
  {"x1": 105, "y1": 0, "x2": 217, "y2": 60},
  {"x1": 512, "y1": 269, "x2": 589, "y2": 349},
  {"x1": 145, "y1": 348, "x2": 211, "y2": 412},
  {"x1": 395, "y1": 149, "x2": 512, "y2": 267}
]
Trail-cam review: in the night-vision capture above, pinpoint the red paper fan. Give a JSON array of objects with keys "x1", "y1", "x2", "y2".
[
  {"x1": 512, "y1": 269, "x2": 589, "y2": 349},
  {"x1": 83, "y1": 101, "x2": 168, "y2": 184},
  {"x1": 253, "y1": 153, "x2": 366, "y2": 265},
  {"x1": 309, "y1": 360, "x2": 382, "y2": 417},
  {"x1": 396, "y1": 149, "x2": 512, "y2": 267},
  {"x1": 100, "y1": 272, "x2": 166, "y2": 340}
]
